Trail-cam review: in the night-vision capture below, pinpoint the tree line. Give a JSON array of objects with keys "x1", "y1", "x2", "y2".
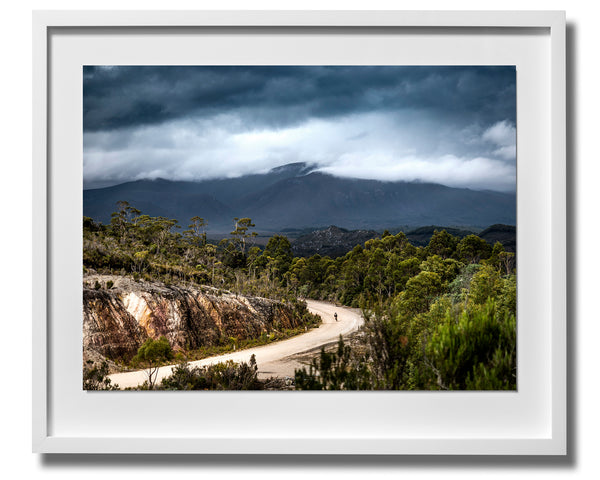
[{"x1": 84, "y1": 200, "x2": 294, "y2": 300}]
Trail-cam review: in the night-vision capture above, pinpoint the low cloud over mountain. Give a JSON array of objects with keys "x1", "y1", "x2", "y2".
[{"x1": 84, "y1": 163, "x2": 515, "y2": 232}]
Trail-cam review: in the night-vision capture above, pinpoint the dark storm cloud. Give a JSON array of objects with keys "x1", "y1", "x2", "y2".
[
  {"x1": 83, "y1": 66, "x2": 516, "y2": 191},
  {"x1": 83, "y1": 66, "x2": 515, "y2": 132}
]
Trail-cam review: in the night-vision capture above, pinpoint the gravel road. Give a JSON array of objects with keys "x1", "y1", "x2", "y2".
[{"x1": 106, "y1": 299, "x2": 363, "y2": 389}]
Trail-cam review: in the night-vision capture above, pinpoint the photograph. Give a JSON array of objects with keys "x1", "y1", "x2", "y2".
[{"x1": 82, "y1": 65, "x2": 517, "y2": 391}]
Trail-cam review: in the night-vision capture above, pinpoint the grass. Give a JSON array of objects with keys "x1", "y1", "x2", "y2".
[
  {"x1": 181, "y1": 323, "x2": 321, "y2": 362},
  {"x1": 120, "y1": 320, "x2": 322, "y2": 371}
]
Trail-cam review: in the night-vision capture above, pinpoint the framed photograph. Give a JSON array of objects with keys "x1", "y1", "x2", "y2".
[{"x1": 33, "y1": 10, "x2": 566, "y2": 454}]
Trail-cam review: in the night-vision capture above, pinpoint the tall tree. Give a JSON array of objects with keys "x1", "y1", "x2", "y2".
[
  {"x1": 426, "y1": 230, "x2": 458, "y2": 259},
  {"x1": 136, "y1": 215, "x2": 179, "y2": 258},
  {"x1": 110, "y1": 200, "x2": 140, "y2": 242},
  {"x1": 230, "y1": 217, "x2": 257, "y2": 256},
  {"x1": 260, "y1": 235, "x2": 293, "y2": 279},
  {"x1": 456, "y1": 234, "x2": 492, "y2": 264},
  {"x1": 185, "y1": 216, "x2": 207, "y2": 247}
]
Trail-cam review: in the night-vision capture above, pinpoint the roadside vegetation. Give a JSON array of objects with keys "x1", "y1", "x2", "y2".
[
  {"x1": 292, "y1": 231, "x2": 516, "y2": 390},
  {"x1": 176, "y1": 319, "x2": 320, "y2": 364},
  {"x1": 83, "y1": 201, "x2": 516, "y2": 390}
]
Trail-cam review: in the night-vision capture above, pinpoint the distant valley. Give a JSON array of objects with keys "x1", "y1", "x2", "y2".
[{"x1": 292, "y1": 224, "x2": 515, "y2": 258}]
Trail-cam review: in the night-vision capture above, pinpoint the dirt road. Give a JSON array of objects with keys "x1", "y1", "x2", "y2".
[{"x1": 107, "y1": 299, "x2": 363, "y2": 389}]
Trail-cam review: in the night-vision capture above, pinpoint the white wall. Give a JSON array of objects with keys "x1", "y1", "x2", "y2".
[{"x1": 1, "y1": 0, "x2": 597, "y2": 478}]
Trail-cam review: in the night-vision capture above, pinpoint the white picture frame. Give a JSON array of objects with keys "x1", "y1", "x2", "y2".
[{"x1": 33, "y1": 10, "x2": 566, "y2": 455}]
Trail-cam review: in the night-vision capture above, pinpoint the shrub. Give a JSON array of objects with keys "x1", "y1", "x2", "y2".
[
  {"x1": 295, "y1": 336, "x2": 371, "y2": 390},
  {"x1": 131, "y1": 336, "x2": 173, "y2": 389},
  {"x1": 159, "y1": 354, "x2": 261, "y2": 390},
  {"x1": 468, "y1": 264, "x2": 501, "y2": 305},
  {"x1": 83, "y1": 360, "x2": 119, "y2": 390},
  {"x1": 425, "y1": 299, "x2": 516, "y2": 390}
]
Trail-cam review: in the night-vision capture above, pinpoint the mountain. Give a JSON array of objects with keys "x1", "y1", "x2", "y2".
[
  {"x1": 237, "y1": 172, "x2": 515, "y2": 230},
  {"x1": 84, "y1": 178, "x2": 234, "y2": 227},
  {"x1": 84, "y1": 162, "x2": 516, "y2": 232},
  {"x1": 83, "y1": 162, "x2": 315, "y2": 229}
]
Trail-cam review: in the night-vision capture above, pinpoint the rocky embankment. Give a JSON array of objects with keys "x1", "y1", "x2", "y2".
[{"x1": 83, "y1": 274, "x2": 305, "y2": 363}]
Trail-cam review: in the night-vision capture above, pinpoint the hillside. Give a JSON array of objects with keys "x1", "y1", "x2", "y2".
[{"x1": 84, "y1": 163, "x2": 516, "y2": 232}]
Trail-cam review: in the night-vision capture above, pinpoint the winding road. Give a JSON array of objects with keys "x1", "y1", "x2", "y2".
[{"x1": 107, "y1": 299, "x2": 363, "y2": 389}]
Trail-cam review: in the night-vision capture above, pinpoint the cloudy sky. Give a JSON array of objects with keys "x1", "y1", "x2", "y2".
[{"x1": 83, "y1": 66, "x2": 516, "y2": 191}]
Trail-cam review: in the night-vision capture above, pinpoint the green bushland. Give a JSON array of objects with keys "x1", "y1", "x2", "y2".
[
  {"x1": 84, "y1": 203, "x2": 309, "y2": 301},
  {"x1": 84, "y1": 202, "x2": 516, "y2": 390},
  {"x1": 294, "y1": 232, "x2": 516, "y2": 390},
  {"x1": 295, "y1": 284, "x2": 516, "y2": 391}
]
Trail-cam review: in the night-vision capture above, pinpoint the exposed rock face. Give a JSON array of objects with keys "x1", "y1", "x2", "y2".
[{"x1": 83, "y1": 275, "x2": 303, "y2": 361}]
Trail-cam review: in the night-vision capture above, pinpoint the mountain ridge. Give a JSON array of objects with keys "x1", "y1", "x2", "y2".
[{"x1": 84, "y1": 162, "x2": 516, "y2": 232}]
